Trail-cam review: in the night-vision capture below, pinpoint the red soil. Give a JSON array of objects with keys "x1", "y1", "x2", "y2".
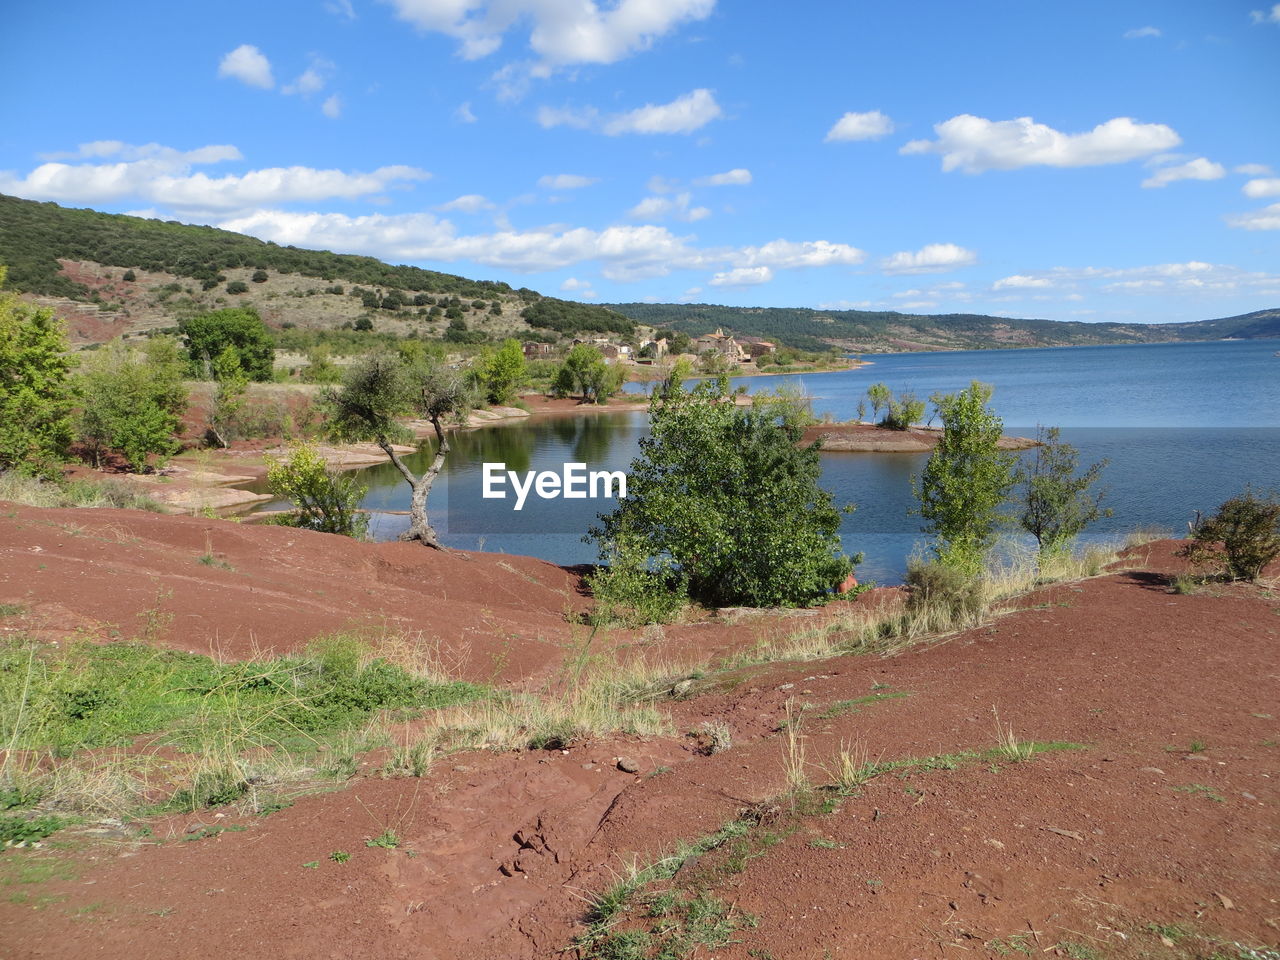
[{"x1": 0, "y1": 519, "x2": 1276, "y2": 959}]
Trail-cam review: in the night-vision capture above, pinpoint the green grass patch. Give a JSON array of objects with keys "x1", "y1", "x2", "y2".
[
  {"x1": 0, "y1": 813, "x2": 68, "y2": 845},
  {"x1": 814, "y1": 690, "x2": 910, "y2": 720},
  {"x1": 0, "y1": 633, "x2": 484, "y2": 756}
]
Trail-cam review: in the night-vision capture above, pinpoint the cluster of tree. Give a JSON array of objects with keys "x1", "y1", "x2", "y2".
[
  {"x1": 1, "y1": 269, "x2": 191, "y2": 475},
  {"x1": 520, "y1": 297, "x2": 635, "y2": 337},
  {"x1": 915, "y1": 382, "x2": 1111, "y2": 574},
  {"x1": 178, "y1": 308, "x2": 274, "y2": 381},
  {"x1": 550, "y1": 343, "x2": 625, "y2": 404},
  {"x1": 472, "y1": 339, "x2": 527, "y2": 405},
  {"x1": 861, "y1": 383, "x2": 926, "y2": 430}
]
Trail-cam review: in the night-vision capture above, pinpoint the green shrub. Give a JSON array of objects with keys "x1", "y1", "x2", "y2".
[
  {"x1": 0, "y1": 813, "x2": 67, "y2": 844},
  {"x1": 265, "y1": 443, "x2": 368, "y2": 539},
  {"x1": 0, "y1": 268, "x2": 76, "y2": 478},
  {"x1": 915, "y1": 382, "x2": 1016, "y2": 574},
  {"x1": 587, "y1": 533, "x2": 687, "y2": 626},
  {"x1": 591, "y1": 376, "x2": 854, "y2": 608},
  {"x1": 1181, "y1": 488, "x2": 1280, "y2": 581},
  {"x1": 75, "y1": 341, "x2": 187, "y2": 471},
  {"x1": 179, "y1": 308, "x2": 275, "y2": 381},
  {"x1": 226, "y1": 280, "x2": 249, "y2": 295}
]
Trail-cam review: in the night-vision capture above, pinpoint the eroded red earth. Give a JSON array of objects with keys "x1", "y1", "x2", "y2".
[{"x1": 0, "y1": 509, "x2": 1276, "y2": 959}]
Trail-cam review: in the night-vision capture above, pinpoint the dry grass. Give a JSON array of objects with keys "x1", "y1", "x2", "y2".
[
  {"x1": 419, "y1": 670, "x2": 672, "y2": 754},
  {"x1": 781, "y1": 700, "x2": 810, "y2": 796},
  {"x1": 821, "y1": 738, "x2": 879, "y2": 794},
  {"x1": 991, "y1": 707, "x2": 1035, "y2": 763}
]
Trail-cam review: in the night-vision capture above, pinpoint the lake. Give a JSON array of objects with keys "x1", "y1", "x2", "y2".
[{"x1": 272, "y1": 339, "x2": 1280, "y2": 585}]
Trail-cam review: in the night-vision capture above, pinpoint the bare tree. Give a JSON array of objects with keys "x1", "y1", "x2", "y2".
[{"x1": 327, "y1": 355, "x2": 473, "y2": 547}]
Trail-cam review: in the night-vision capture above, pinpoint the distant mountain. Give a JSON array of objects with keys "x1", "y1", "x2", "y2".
[
  {"x1": 3, "y1": 193, "x2": 1274, "y2": 353},
  {"x1": 605, "y1": 302, "x2": 1280, "y2": 353}
]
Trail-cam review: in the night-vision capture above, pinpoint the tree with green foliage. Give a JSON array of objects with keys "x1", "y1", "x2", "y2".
[
  {"x1": 122, "y1": 269, "x2": 136, "y2": 282},
  {"x1": 226, "y1": 280, "x2": 248, "y2": 295},
  {"x1": 76, "y1": 341, "x2": 187, "y2": 471},
  {"x1": 1181, "y1": 488, "x2": 1280, "y2": 582},
  {"x1": 206, "y1": 346, "x2": 248, "y2": 448},
  {"x1": 880, "y1": 389, "x2": 925, "y2": 431},
  {"x1": 1015, "y1": 426, "x2": 1111, "y2": 557},
  {"x1": 865, "y1": 383, "x2": 892, "y2": 423},
  {"x1": 178, "y1": 308, "x2": 274, "y2": 381},
  {"x1": 590, "y1": 376, "x2": 854, "y2": 610},
  {"x1": 299, "y1": 346, "x2": 341, "y2": 385},
  {"x1": 555, "y1": 343, "x2": 622, "y2": 404},
  {"x1": 251, "y1": 269, "x2": 269, "y2": 283},
  {"x1": 915, "y1": 381, "x2": 1016, "y2": 574},
  {"x1": 265, "y1": 443, "x2": 368, "y2": 538},
  {"x1": 475, "y1": 338, "x2": 527, "y2": 405},
  {"x1": 697, "y1": 351, "x2": 733, "y2": 376},
  {"x1": 326, "y1": 355, "x2": 474, "y2": 547},
  {"x1": 0, "y1": 268, "x2": 76, "y2": 477}
]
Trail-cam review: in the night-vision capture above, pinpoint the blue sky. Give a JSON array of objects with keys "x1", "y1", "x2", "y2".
[{"x1": 3, "y1": 0, "x2": 1278, "y2": 323}]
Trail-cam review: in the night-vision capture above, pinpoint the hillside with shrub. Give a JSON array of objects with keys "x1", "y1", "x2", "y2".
[{"x1": 0, "y1": 193, "x2": 634, "y2": 345}]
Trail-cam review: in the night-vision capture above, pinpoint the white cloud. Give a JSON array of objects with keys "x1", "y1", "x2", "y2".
[
  {"x1": 538, "y1": 89, "x2": 720, "y2": 136},
  {"x1": 325, "y1": 0, "x2": 356, "y2": 18},
  {"x1": 206, "y1": 204, "x2": 866, "y2": 286},
  {"x1": 283, "y1": 58, "x2": 332, "y2": 96},
  {"x1": 455, "y1": 101, "x2": 477, "y2": 123},
  {"x1": 627, "y1": 191, "x2": 710, "y2": 222},
  {"x1": 384, "y1": 0, "x2": 715, "y2": 67},
  {"x1": 710, "y1": 266, "x2": 773, "y2": 287},
  {"x1": 1250, "y1": 4, "x2": 1280, "y2": 24},
  {"x1": 1235, "y1": 163, "x2": 1272, "y2": 175},
  {"x1": 694, "y1": 168, "x2": 751, "y2": 186},
  {"x1": 881, "y1": 243, "x2": 977, "y2": 274},
  {"x1": 437, "y1": 194, "x2": 494, "y2": 213},
  {"x1": 537, "y1": 173, "x2": 599, "y2": 189},
  {"x1": 322, "y1": 94, "x2": 343, "y2": 118},
  {"x1": 218, "y1": 44, "x2": 275, "y2": 90},
  {"x1": 901, "y1": 114, "x2": 1181, "y2": 173},
  {"x1": 734, "y1": 239, "x2": 864, "y2": 269},
  {"x1": 0, "y1": 144, "x2": 428, "y2": 214},
  {"x1": 602, "y1": 88, "x2": 721, "y2": 135},
  {"x1": 824, "y1": 110, "x2": 894, "y2": 142},
  {"x1": 1226, "y1": 203, "x2": 1280, "y2": 230},
  {"x1": 1243, "y1": 177, "x2": 1280, "y2": 198},
  {"x1": 983, "y1": 260, "x2": 1280, "y2": 294},
  {"x1": 560, "y1": 277, "x2": 591, "y2": 291},
  {"x1": 1123, "y1": 26, "x2": 1162, "y2": 38},
  {"x1": 1141, "y1": 157, "x2": 1226, "y2": 188},
  {"x1": 994, "y1": 274, "x2": 1053, "y2": 289},
  {"x1": 536, "y1": 104, "x2": 599, "y2": 130},
  {"x1": 38, "y1": 142, "x2": 242, "y2": 164}
]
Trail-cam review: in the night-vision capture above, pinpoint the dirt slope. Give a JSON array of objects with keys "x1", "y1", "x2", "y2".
[
  {"x1": 0, "y1": 520, "x2": 1276, "y2": 959},
  {"x1": 0, "y1": 503, "x2": 588, "y2": 684}
]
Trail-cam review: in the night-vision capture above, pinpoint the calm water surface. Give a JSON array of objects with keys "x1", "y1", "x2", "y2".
[{"x1": 264, "y1": 339, "x2": 1280, "y2": 584}]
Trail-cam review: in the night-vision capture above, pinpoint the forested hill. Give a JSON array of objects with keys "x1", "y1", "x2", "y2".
[
  {"x1": 0, "y1": 193, "x2": 634, "y2": 341},
  {"x1": 606, "y1": 302, "x2": 1280, "y2": 353}
]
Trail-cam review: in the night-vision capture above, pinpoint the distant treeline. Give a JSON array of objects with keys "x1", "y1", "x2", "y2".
[{"x1": 606, "y1": 302, "x2": 1280, "y2": 351}]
